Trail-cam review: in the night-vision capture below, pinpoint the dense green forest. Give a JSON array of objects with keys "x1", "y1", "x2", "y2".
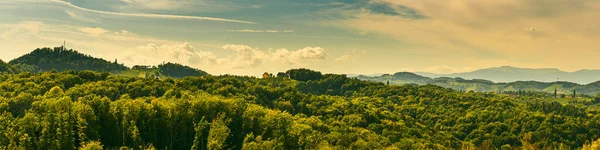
[
  {"x1": 9, "y1": 47, "x2": 128, "y2": 73},
  {"x1": 0, "y1": 59, "x2": 17, "y2": 74},
  {"x1": 2, "y1": 47, "x2": 600, "y2": 149},
  {"x1": 1, "y1": 69, "x2": 600, "y2": 149},
  {"x1": 357, "y1": 72, "x2": 600, "y2": 96}
]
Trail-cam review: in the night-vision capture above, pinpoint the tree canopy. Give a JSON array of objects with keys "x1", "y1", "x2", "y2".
[
  {"x1": 158, "y1": 62, "x2": 208, "y2": 78},
  {"x1": 1, "y1": 69, "x2": 600, "y2": 149},
  {"x1": 8, "y1": 47, "x2": 128, "y2": 72},
  {"x1": 0, "y1": 59, "x2": 16, "y2": 73},
  {"x1": 286, "y1": 68, "x2": 323, "y2": 82}
]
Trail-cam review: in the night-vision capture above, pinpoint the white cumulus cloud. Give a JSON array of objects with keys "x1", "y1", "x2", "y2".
[
  {"x1": 221, "y1": 45, "x2": 270, "y2": 69},
  {"x1": 272, "y1": 47, "x2": 328, "y2": 65},
  {"x1": 121, "y1": 42, "x2": 218, "y2": 67},
  {"x1": 221, "y1": 45, "x2": 328, "y2": 68}
]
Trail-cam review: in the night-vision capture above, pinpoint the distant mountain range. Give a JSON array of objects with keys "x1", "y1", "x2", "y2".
[
  {"x1": 356, "y1": 71, "x2": 600, "y2": 96},
  {"x1": 415, "y1": 66, "x2": 600, "y2": 84}
]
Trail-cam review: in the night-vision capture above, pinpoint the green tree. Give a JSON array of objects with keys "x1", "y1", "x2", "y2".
[
  {"x1": 207, "y1": 114, "x2": 232, "y2": 150},
  {"x1": 192, "y1": 117, "x2": 209, "y2": 150},
  {"x1": 286, "y1": 68, "x2": 323, "y2": 82},
  {"x1": 80, "y1": 141, "x2": 103, "y2": 150}
]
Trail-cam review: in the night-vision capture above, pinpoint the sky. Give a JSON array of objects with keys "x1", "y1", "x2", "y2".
[{"x1": 1, "y1": 0, "x2": 600, "y2": 76}]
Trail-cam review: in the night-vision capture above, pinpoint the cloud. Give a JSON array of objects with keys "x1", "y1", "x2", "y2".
[
  {"x1": 272, "y1": 47, "x2": 328, "y2": 65},
  {"x1": 120, "y1": 0, "x2": 183, "y2": 10},
  {"x1": 113, "y1": 30, "x2": 136, "y2": 36},
  {"x1": 78, "y1": 27, "x2": 108, "y2": 36},
  {"x1": 221, "y1": 44, "x2": 270, "y2": 69},
  {"x1": 332, "y1": 0, "x2": 426, "y2": 19},
  {"x1": 293, "y1": 47, "x2": 328, "y2": 59},
  {"x1": 227, "y1": 30, "x2": 295, "y2": 33},
  {"x1": 361, "y1": 50, "x2": 368, "y2": 55},
  {"x1": 221, "y1": 45, "x2": 329, "y2": 68},
  {"x1": 339, "y1": 0, "x2": 600, "y2": 63},
  {"x1": 0, "y1": 21, "x2": 44, "y2": 41},
  {"x1": 121, "y1": 42, "x2": 218, "y2": 66},
  {"x1": 44, "y1": 0, "x2": 255, "y2": 24},
  {"x1": 65, "y1": 10, "x2": 98, "y2": 23},
  {"x1": 335, "y1": 55, "x2": 355, "y2": 62}
]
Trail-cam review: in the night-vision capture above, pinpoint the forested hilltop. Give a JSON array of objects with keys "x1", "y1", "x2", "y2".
[
  {"x1": 6, "y1": 47, "x2": 208, "y2": 78},
  {"x1": 1, "y1": 68, "x2": 600, "y2": 149},
  {"x1": 9, "y1": 47, "x2": 128, "y2": 73}
]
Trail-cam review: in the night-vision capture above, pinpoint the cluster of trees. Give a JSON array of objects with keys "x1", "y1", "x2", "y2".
[
  {"x1": 1, "y1": 69, "x2": 600, "y2": 149},
  {"x1": 8, "y1": 47, "x2": 128, "y2": 73},
  {"x1": 0, "y1": 59, "x2": 17, "y2": 74},
  {"x1": 158, "y1": 62, "x2": 208, "y2": 78}
]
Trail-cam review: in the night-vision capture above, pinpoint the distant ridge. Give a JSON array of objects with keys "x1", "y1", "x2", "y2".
[
  {"x1": 415, "y1": 66, "x2": 600, "y2": 84},
  {"x1": 356, "y1": 70, "x2": 600, "y2": 96}
]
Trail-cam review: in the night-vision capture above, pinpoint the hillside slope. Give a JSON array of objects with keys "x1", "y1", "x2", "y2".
[
  {"x1": 9, "y1": 47, "x2": 128, "y2": 72},
  {"x1": 357, "y1": 72, "x2": 600, "y2": 96},
  {"x1": 8, "y1": 47, "x2": 210, "y2": 78},
  {"x1": 0, "y1": 59, "x2": 16, "y2": 73},
  {"x1": 416, "y1": 66, "x2": 600, "y2": 84}
]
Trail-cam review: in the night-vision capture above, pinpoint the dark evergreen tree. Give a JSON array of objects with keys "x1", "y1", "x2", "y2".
[{"x1": 158, "y1": 62, "x2": 208, "y2": 78}]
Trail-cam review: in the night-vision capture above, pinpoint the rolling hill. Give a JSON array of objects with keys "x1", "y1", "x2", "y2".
[
  {"x1": 415, "y1": 66, "x2": 600, "y2": 84},
  {"x1": 8, "y1": 47, "x2": 209, "y2": 78},
  {"x1": 9, "y1": 47, "x2": 128, "y2": 72},
  {"x1": 356, "y1": 71, "x2": 600, "y2": 96}
]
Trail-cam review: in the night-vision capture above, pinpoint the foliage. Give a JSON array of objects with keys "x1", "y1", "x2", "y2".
[
  {"x1": 0, "y1": 69, "x2": 599, "y2": 150},
  {"x1": 157, "y1": 62, "x2": 208, "y2": 78},
  {"x1": 582, "y1": 138, "x2": 600, "y2": 150},
  {"x1": 286, "y1": 68, "x2": 323, "y2": 82},
  {"x1": 358, "y1": 72, "x2": 600, "y2": 96},
  {"x1": 8, "y1": 47, "x2": 128, "y2": 72},
  {"x1": 0, "y1": 59, "x2": 17, "y2": 73}
]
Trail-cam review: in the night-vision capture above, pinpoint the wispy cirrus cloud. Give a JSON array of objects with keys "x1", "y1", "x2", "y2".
[
  {"x1": 226, "y1": 29, "x2": 295, "y2": 33},
  {"x1": 65, "y1": 10, "x2": 98, "y2": 23},
  {"x1": 335, "y1": 55, "x2": 354, "y2": 62},
  {"x1": 44, "y1": 0, "x2": 256, "y2": 24},
  {"x1": 77, "y1": 27, "x2": 108, "y2": 36}
]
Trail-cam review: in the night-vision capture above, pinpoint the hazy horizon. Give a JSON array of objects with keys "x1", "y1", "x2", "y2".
[{"x1": 2, "y1": 0, "x2": 600, "y2": 76}]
